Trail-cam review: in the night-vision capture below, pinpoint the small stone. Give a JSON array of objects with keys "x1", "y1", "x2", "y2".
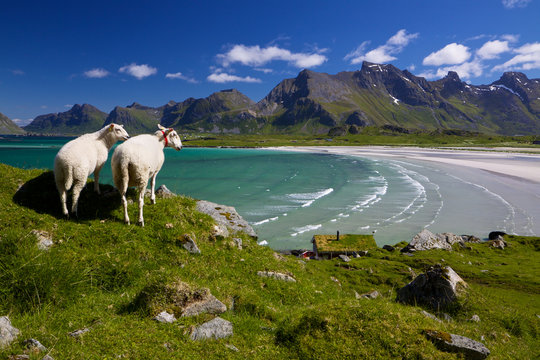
[
  {"x1": 360, "y1": 290, "x2": 380, "y2": 299},
  {"x1": 154, "y1": 311, "x2": 177, "y2": 323},
  {"x1": 225, "y1": 344, "x2": 239, "y2": 352},
  {"x1": 190, "y1": 317, "x2": 233, "y2": 341},
  {"x1": 491, "y1": 239, "x2": 506, "y2": 249},
  {"x1": 358, "y1": 250, "x2": 368, "y2": 256},
  {"x1": 382, "y1": 244, "x2": 395, "y2": 252},
  {"x1": 338, "y1": 254, "x2": 351, "y2": 262},
  {"x1": 68, "y1": 328, "x2": 90, "y2": 337},
  {"x1": 42, "y1": 355, "x2": 54, "y2": 360},
  {"x1": 273, "y1": 252, "x2": 285, "y2": 261},
  {"x1": 354, "y1": 291, "x2": 361, "y2": 299},
  {"x1": 156, "y1": 185, "x2": 176, "y2": 198},
  {"x1": 470, "y1": 315, "x2": 481, "y2": 322},
  {"x1": 0, "y1": 316, "x2": 20, "y2": 348},
  {"x1": 182, "y1": 234, "x2": 201, "y2": 254},
  {"x1": 182, "y1": 294, "x2": 227, "y2": 317},
  {"x1": 257, "y1": 271, "x2": 296, "y2": 282},
  {"x1": 10, "y1": 355, "x2": 29, "y2": 360},
  {"x1": 32, "y1": 230, "x2": 53, "y2": 250},
  {"x1": 421, "y1": 310, "x2": 442, "y2": 322},
  {"x1": 23, "y1": 338, "x2": 47, "y2": 352},
  {"x1": 480, "y1": 270, "x2": 489, "y2": 273},
  {"x1": 232, "y1": 238, "x2": 242, "y2": 250},
  {"x1": 165, "y1": 223, "x2": 174, "y2": 229},
  {"x1": 315, "y1": 290, "x2": 323, "y2": 294},
  {"x1": 442, "y1": 313, "x2": 453, "y2": 321}
]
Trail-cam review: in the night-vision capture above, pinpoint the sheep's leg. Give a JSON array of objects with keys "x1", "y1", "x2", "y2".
[
  {"x1": 137, "y1": 183, "x2": 146, "y2": 227},
  {"x1": 70, "y1": 179, "x2": 85, "y2": 217},
  {"x1": 150, "y1": 172, "x2": 157, "y2": 204},
  {"x1": 59, "y1": 187, "x2": 69, "y2": 217},
  {"x1": 94, "y1": 165, "x2": 103, "y2": 194},
  {"x1": 121, "y1": 191, "x2": 130, "y2": 225}
]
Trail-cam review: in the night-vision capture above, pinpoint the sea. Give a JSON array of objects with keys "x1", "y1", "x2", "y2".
[{"x1": 1, "y1": 136, "x2": 536, "y2": 249}]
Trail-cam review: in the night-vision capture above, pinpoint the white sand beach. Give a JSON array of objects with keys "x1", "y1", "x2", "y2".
[{"x1": 274, "y1": 146, "x2": 540, "y2": 237}]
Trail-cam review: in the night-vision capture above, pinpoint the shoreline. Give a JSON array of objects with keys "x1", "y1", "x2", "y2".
[{"x1": 271, "y1": 146, "x2": 540, "y2": 184}]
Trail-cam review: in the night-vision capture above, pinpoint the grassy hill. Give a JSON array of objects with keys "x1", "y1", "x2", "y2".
[{"x1": 0, "y1": 164, "x2": 538, "y2": 359}]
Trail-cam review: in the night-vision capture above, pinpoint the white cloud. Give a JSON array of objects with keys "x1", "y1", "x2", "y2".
[
  {"x1": 345, "y1": 29, "x2": 419, "y2": 64},
  {"x1": 218, "y1": 44, "x2": 327, "y2": 68},
  {"x1": 476, "y1": 40, "x2": 511, "y2": 60},
  {"x1": 12, "y1": 118, "x2": 33, "y2": 126},
  {"x1": 84, "y1": 68, "x2": 110, "y2": 78},
  {"x1": 417, "y1": 60, "x2": 484, "y2": 80},
  {"x1": 423, "y1": 43, "x2": 471, "y2": 66},
  {"x1": 165, "y1": 72, "x2": 198, "y2": 83},
  {"x1": 502, "y1": 0, "x2": 531, "y2": 8},
  {"x1": 11, "y1": 69, "x2": 24, "y2": 75},
  {"x1": 254, "y1": 68, "x2": 273, "y2": 74},
  {"x1": 493, "y1": 42, "x2": 540, "y2": 71},
  {"x1": 501, "y1": 34, "x2": 520, "y2": 43},
  {"x1": 64, "y1": 104, "x2": 73, "y2": 108},
  {"x1": 207, "y1": 72, "x2": 261, "y2": 83},
  {"x1": 119, "y1": 63, "x2": 157, "y2": 80}
]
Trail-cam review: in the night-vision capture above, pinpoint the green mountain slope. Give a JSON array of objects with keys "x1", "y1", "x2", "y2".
[
  {"x1": 23, "y1": 104, "x2": 108, "y2": 135},
  {"x1": 0, "y1": 112, "x2": 25, "y2": 135}
]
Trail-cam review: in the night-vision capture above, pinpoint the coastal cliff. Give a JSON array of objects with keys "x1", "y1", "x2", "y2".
[{"x1": 0, "y1": 163, "x2": 538, "y2": 359}]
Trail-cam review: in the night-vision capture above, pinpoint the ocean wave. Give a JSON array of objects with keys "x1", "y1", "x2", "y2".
[
  {"x1": 291, "y1": 224, "x2": 322, "y2": 236},
  {"x1": 288, "y1": 188, "x2": 334, "y2": 208},
  {"x1": 252, "y1": 216, "x2": 279, "y2": 226}
]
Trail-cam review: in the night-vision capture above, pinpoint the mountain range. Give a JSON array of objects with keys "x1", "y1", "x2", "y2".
[{"x1": 6, "y1": 61, "x2": 540, "y2": 136}]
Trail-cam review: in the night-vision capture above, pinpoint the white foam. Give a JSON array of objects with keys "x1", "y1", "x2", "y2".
[
  {"x1": 257, "y1": 240, "x2": 268, "y2": 246},
  {"x1": 288, "y1": 188, "x2": 334, "y2": 208},
  {"x1": 291, "y1": 224, "x2": 322, "y2": 236},
  {"x1": 252, "y1": 216, "x2": 279, "y2": 226}
]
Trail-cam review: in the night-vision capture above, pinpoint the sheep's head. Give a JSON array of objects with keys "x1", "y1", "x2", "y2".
[
  {"x1": 109, "y1": 123, "x2": 130, "y2": 141},
  {"x1": 158, "y1": 124, "x2": 182, "y2": 151}
]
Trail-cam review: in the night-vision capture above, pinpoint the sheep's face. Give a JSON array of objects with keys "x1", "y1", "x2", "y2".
[
  {"x1": 167, "y1": 130, "x2": 183, "y2": 151},
  {"x1": 110, "y1": 124, "x2": 130, "y2": 141}
]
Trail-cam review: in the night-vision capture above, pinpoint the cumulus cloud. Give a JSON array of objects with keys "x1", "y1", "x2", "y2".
[
  {"x1": 84, "y1": 68, "x2": 110, "y2": 78},
  {"x1": 119, "y1": 63, "x2": 157, "y2": 80},
  {"x1": 12, "y1": 118, "x2": 33, "y2": 126},
  {"x1": 207, "y1": 71, "x2": 261, "y2": 83},
  {"x1": 345, "y1": 29, "x2": 419, "y2": 64},
  {"x1": 218, "y1": 44, "x2": 327, "y2": 68},
  {"x1": 502, "y1": 0, "x2": 531, "y2": 8},
  {"x1": 493, "y1": 42, "x2": 540, "y2": 71},
  {"x1": 423, "y1": 43, "x2": 471, "y2": 66},
  {"x1": 476, "y1": 40, "x2": 511, "y2": 60},
  {"x1": 165, "y1": 72, "x2": 198, "y2": 83}
]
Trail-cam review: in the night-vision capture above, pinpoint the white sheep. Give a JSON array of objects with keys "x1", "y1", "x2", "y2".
[
  {"x1": 54, "y1": 123, "x2": 130, "y2": 217},
  {"x1": 111, "y1": 124, "x2": 182, "y2": 226}
]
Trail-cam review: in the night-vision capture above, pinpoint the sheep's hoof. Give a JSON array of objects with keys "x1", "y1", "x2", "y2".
[{"x1": 137, "y1": 221, "x2": 145, "y2": 227}]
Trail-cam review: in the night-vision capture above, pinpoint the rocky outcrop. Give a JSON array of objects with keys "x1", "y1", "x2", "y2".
[
  {"x1": 401, "y1": 229, "x2": 478, "y2": 252},
  {"x1": 425, "y1": 330, "x2": 490, "y2": 359},
  {"x1": 396, "y1": 265, "x2": 467, "y2": 309},
  {"x1": 257, "y1": 271, "x2": 296, "y2": 282},
  {"x1": 196, "y1": 200, "x2": 257, "y2": 239}
]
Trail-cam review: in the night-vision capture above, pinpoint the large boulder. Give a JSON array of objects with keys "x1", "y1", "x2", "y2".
[
  {"x1": 402, "y1": 229, "x2": 469, "y2": 252},
  {"x1": 396, "y1": 265, "x2": 467, "y2": 309},
  {"x1": 0, "y1": 316, "x2": 19, "y2": 348},
  {"x1": 196, "y1": 200, "x2": 257, "y2": 239}
]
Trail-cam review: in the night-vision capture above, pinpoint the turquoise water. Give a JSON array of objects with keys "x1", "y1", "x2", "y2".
[{"x1": 0, "y1": 136, "x2": 535, "y2": 248}]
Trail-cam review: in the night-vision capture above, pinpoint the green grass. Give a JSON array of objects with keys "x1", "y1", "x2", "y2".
[
  {"x1": 313, "y1": 234, "x2": 376, "y2": 253},
  {"x1": 0, "y1": 163, "x2": 539, "y2": 359}
]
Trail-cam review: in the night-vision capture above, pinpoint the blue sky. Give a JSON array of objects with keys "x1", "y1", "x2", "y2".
[{"x1": 1, "y1": 0, "x2": 539, "y2": 125}]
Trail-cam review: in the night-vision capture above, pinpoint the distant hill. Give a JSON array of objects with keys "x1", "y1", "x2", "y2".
[
  {"x1": 19, "y1": 63, "x2": 540, "y2": 135},
  {"x1": 0, "y1": 112, "x2": 25, "y2": 135},
  {"x1": 24, "y1": 104, "x2": 107, "y2": 135}
]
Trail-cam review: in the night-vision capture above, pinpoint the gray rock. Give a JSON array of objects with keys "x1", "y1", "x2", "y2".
[
  {"x1": 182, "y1": 234, "x2": 201, "y2": 254},
  {"x1": 153, "y1": 311, "x2": 177, "y2": 323},
  {"x1": 156, "y1": 185, "x2": 176, "y2": 198},
  {"x1": 396, "y1": 265, "x2": 468, "y2": 309},
  {"x1": 23, "y1": 338, "x2": 47, "y2": 352},
  {"x1": 11, "y1": 355, "x2": 29, "y2": 360},
  {"x1": 488, "y1": 231, "x2": 506, "y2": 240},
  {"x1": 42, "y1": 355, "x2": 54, "y2": 360},
  {"x1": 32, "y1": 230, "x2": 53, "y2": 250},
  {"x1": 491, "y1": 239, "x2": 506, "y2": 249},
  {"x1": 338, "y1": 254, "x2": 351, "y2": 262},
  {"x1": 442, "y1": 313, "x2": 453, "y2": 321},
  {"x1": 0, "y1": 316, "x2": 20, "y2": 348},
  {"x1": 232, "y1": 238, "x2": 242, "y2": 250},
  {"x1": 182, "y1": 294, "x2": 227, "y2": 317},
  {"x1": 382, "y1": 244, "x2": 395, "y2": 252},
  {"x1": 360, "y1": 290, "x2": 380, "y2": 299},
  {"x1": 225, "y1": 344, "x2": 239, "y2": 352},
  {"x1": 196, "y1": 200, "x2": 257, "y2": 238},
  {"x1": 68, "y1": 327, "x2": 90, "y2": 337},
  {"x1": 425, "y1": 330, "x2": 490, "y2": 359},
  {"x1": 469, "y1": 314, "x2": 481, "y2": 322},
  {"x1": 257, "y1": 271, "x2": 296, "y2": 282},
  {"x1": 402, "y1": 229, "x2": 465, "y2": 252},
  {"x1": 190, "y1": 317, "x2": 233, "y2": 341},
  {"x1": 421, "y1": 310, "x2": 442, "y2": 322}
]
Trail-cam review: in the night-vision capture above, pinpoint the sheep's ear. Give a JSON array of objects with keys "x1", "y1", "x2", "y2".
[{"x1": 157, "y1": 124, "x2": 166, "y2": 130}]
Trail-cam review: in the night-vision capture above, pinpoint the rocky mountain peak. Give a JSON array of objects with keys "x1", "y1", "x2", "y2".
[{"x1": 444, "y1": 71, "x2": 461, "y2": 82}]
